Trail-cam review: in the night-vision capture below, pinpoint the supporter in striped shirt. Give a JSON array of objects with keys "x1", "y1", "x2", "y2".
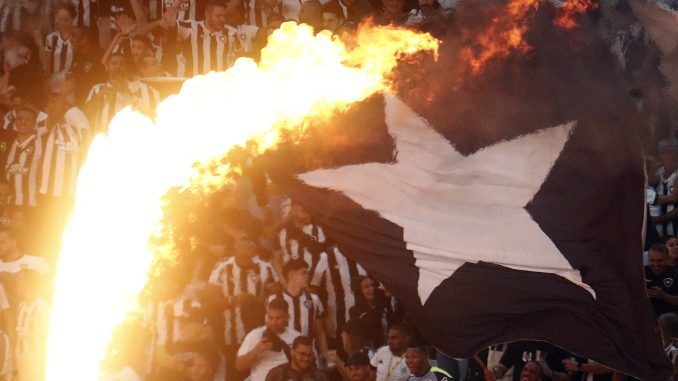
[
  {"x1": 205, "y1": 238, "x2": 278, "y2": 377},
  {"x1": 41, "y1": 2, "x2": 76, "y2": 75},
  {"x1": 310, "y1": 245, "x2": 367, "y2": 344},
  {"x1": 134, "y1": 0, "x2": 242, "y2": 77},
  {"x1": 5, "y1": 106, "x2": 42, "y2": 212},
  {"x1": 275, "y1": 203, "x2": 327, "y2": 273},
  {"x1": 84, "y1": 53, "x2": 160, "y2": 136},
  {"x1": 266, "y1": 259, "x2": 328, "y2": 361}
]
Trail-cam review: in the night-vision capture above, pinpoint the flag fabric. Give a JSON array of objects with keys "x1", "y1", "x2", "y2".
[{"x1": 267, "y1": 4, "x2": 672, "y2": 380}]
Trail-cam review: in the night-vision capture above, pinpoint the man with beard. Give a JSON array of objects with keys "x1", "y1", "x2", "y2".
[{"x1": 265, "y1": 336, "x2": 329, "y2": 381}]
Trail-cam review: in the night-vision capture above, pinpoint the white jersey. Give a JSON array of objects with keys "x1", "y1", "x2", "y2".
[
  {"x1": 237, "y1": 326, "x2": 301, "y2": 381},
  {"x1": 656, "y1": 165, "x2": 678, "y2": 236},
  {"x1": 0, "y1": 255, "x2": 50, "y2": 274},
  {"x1": 371, "y1": 346, "x2": 409, "y2": 381}
]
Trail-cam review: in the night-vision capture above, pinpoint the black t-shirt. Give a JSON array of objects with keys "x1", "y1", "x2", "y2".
[
  {"x1": 499, "y1": 341, "x2": 572, "y2": 381},
  {"x1": 644, "y1": 266, "x2": 678, "y2": 317}
]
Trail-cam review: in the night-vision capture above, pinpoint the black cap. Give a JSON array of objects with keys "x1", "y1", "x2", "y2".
[{"x1": 346, "y1": 352, "x2": 370, "y2": 366}]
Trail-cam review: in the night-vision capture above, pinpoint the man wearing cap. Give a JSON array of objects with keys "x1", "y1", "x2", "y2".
[{"x1": 651, "y1": 139, "x2": 678, "y2": 237}]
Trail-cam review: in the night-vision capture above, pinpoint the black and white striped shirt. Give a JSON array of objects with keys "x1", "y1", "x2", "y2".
[
  {"x1": 148, "y1": 0, "x2": 197, "y2": 21},
  {"x1": 44, "y1": 31, "x2": 74, "y2": 75},
  {"x1": 39, "y1": 122, "x2": 82, "y2": 198},
  {"x1": 267, "y1": 290, "x2": 324, "y2": 337},
  {"x1": 84, "y1": 80, "x2": 160, "y2": 136},
  {"x1": 3, "y1": 110, "x2": 49, "y2": 136},
  {"x1": 209, "y1": 256, "x2": 277, "y2": 345},
  {"x1": 5, "y1": 134, "x2": 42, "y2": 207},
  {"x1": 72, "y1": 0, "x2": 93, "y2": 27},
  {"x1": 278, "y1": 222, "x2": 329, "y2": 273},
  {"x1": 311, "y1": 246, "x2": 367, "y2": 338},
  {"x1": 176, "y1": 20, "x2": 239, "y2": 77}
]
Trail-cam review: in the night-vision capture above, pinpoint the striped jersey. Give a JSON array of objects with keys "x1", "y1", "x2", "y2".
[
  {"x1": 148, "y1": 0, "x2": 198, "y2": 21},
  {"x1": 176, "y1": 20, "x2": 240, "y2": 77},
  {"x1": 266, "y1": 290, "x2": 324, "y2": 337},
  {"x1": 311, "y1": 246, "x2": 367, "y2": 338},
  {"x1": 16, "y1": 297, "x2": 49, "y2": 357},
  {"x1": 278, "y1": 222, "x2": 329, "y2": 272},
  {"x1": 39, "y1": 122, "x2": 82, "y2": 198},
  {"x1": 3, "y1": 109, "x2": 49, "y2": 136},
  {"x1": 209, "y1": 256, "x2": 277, "y2": 345},
  {"x1": 5, "y1": 134, "x2": 42, "y2": 207},
  {"x1": 84, "y1": 80, "x2": 160, "y2": 136},
  {"x1": 44, "y1": 31, "x2": 74, "y2": 74},
  {"x1": 71, "y1": 0, "x2": 94, "y2": 27}
]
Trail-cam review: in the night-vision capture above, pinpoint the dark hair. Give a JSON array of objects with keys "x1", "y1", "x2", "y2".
[
  {"x1": 292, "y1": 335, "x2": 313, "y2": 349},
  {"x1": 106, "y1": 52, "x2": 126, "y2": 64},
  {"x1": 267, "y1": 298, "x2": 289, "y2": 313},
  {"x1": 283, "y1": 259, "x2": 308, "y2": 278},
  {"x1": 389, "y1": 322, "x2": 412, "y2": 337},
  {"x1": 407, "y1": 339, "x2": 428, "y2": 354},
  {"x1": 54, "y1": 2, "x2": 77, "y2": 19},
  {"x1": 322, "y1": 1, "x2": 345, "y2": 19},
  {"x1": 650, "y1": 242, "x2": 669, "y2": 255}
]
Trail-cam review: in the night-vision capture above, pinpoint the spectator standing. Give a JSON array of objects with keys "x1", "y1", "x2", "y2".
[
  {"x1": 236, "y1": 298, "x2": 301, "y2": 381},
  {"x1": 321, "y1": 1, "x2": 344, "y2": 33},
  {"x1": 371, "y1": 323, "x2": 411, "y2": 381},
  {"x1": 5, "y1": 106, "x2": 43, "y2": 214},
  {"x1": 205, "y1": 238, "x2": 278, "y2": 377},
  {"x1": 84, "y1": 52, "x2": 159, "y2": 135},
  {"x1": 14, "y1": 268, "x2": 49, "y2": 381},
  {"x1": 320, "y1": 0, "x2": 372, "y2": 25},
  {"x1": 265, "y1": 336, "x2": 329, "y2": 381},
  {"x1": 350, "y1": 276, "x2": 389, "y2": 347},
  {"x1": 184, "y1": 351, "x2": 219, "y2": 381},
  {"x1": 652, "y1": 140, "x2": 678, "y2": 237},
  {"x1": 405, "y1": 341, "x2": 451, "y2": 381},
  {"x1": 40, "y1": 3, "x2": 77, "y2": 75},
  {"x1": 485, "y1": 341, "x2": 572, "y2": 381},
  {"x1": 666, "y1": 235, "x2": 678, "y2": 267},
  {"x1": 373, "y1": 0, "x2": 407, "y2": 25},
  {"x1": 267, "y1": 259, "x2": 328, "y2": 360}
]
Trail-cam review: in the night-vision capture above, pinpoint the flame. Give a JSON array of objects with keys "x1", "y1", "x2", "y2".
[
  {"x1": 553, "y1": 0, "x2": 597, "y2": 30},
  {"x1": 462, "y1": 0, "x2": 595, "y2": 74},
  {"x1": 461, "y1": 0, "x2": 539, "y2": 74},
  {"x1": 43, "y1": 22, "x2": 437, "y2": 381}
]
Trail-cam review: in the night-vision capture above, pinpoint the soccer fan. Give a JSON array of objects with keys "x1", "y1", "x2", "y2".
[
  {"x1": 298, "y1": 0, "x2": 323, "y2": 31},
  {"x1": 320, "y1": 0, "x2": 372, "y2": 25},
  {"x1": 311, "y1": 246, "x2": 367, "y2": 349},
  {"x1": 646, "y1": 242, "x2": 678, "y2": 317},
  {"x1": 5, "y1": 106, "x2": 43, "y2": 212},
  {"x1": 205, "y1": 237, "x2": 277, "y2": 376},
  {"x1": 350, "y1": 276, "x2": 390, "y2": 347},
  {"x1": 666, "y1": 235, "x2": 678, "y2": 267},
  {"x1": 405, "y1": 341, "x2": 452, "y2": 381},
  {"x1": 485, "y1": 341, "x2": 572, "y2": 381},
  {"x1": 371, "y1": 323, "x2": 411, "y2": 381},
  {"x1": 373, "y1": 0, "x2": 407, "y2": 25},
  {"x1": 84, "y1": 52, "x2": 160, "y2": 136},
  {"x1": 2, "y1": 31, "x2": 47, "y2": 108},
  {"x1": 265, "y1": 336, "x2": 329, "y2": 381},
  {"x1": 185, "y1": 351, "x2": 219, "y2": 381},
  {"x1": 321, "y1": 1, "x2": 345, "y2": 33},
  {"x1": 236, "y1": 298, "x2": 301, "y2": 381},
  {"x1": 0, "y1": 225, "x2": 49, "y2": 274},
  {"x1": 70, "y1": 26, "x2": 104, "y2": 104},
  {"x1": 40, "y1": 2, "x2": 77, "y2": 75},
  {"x1": 14, "y1": 268, "x2": 49, "y2": 381},
  {"x1": 267, "y1": 259, "x2": 328, "y2": 360},
  {"x1": 651, "y1": 140, "x2": 678, "y2": 237}
]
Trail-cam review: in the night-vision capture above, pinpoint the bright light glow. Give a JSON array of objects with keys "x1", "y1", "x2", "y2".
[{"x1": 44, "y1": 22, "x2": 438, "y2": 381}]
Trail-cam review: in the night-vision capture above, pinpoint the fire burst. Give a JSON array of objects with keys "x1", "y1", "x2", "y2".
[{"x1": 43, "y1": 22, "x2": 437, "y2": 381}]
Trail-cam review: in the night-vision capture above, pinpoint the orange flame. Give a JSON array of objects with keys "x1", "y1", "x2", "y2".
[
  {"x1": 44, "y1": 22, "x2": 437, "y2": 381},
  {"x1": 554, "y1": 0, "x2": 597, "y2": 30}
]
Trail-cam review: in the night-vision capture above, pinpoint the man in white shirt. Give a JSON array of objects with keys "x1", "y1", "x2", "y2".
[
  {"x1": 371, "y1": 323, "x2": 411, "y2": 381},
  {"x1": 236, "y1": 298, "x2": 301, "y2": 381}
]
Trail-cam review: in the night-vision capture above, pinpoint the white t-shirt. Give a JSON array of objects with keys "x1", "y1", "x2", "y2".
[
  {"x1": 0, "y1": 255, "x2": 50, "y2": 274},
  {"x1": 237, "y1": 326, "x2": 301, "y2": 381},
  {"x1": 371, "y1": 346, "x2": 409, "y2": 381}
]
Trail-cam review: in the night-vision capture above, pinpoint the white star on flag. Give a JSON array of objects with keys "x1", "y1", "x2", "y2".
[{"x1": 299, "y1": 94, "x2": 595, "y2": 304}]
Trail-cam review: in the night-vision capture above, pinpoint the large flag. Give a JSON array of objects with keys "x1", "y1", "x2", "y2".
[{"x1": 268, "y1": 3, "x2": 672, "y2": 379}]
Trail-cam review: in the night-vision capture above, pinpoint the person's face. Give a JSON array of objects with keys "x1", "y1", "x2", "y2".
[
  {"x1": 265, "y1": 308, "x2": 289, "y2": 333},
  {"x1": 349, "y1": 364, "x2": 370, "y2": 381},
  {"x1": 323, "y1": 12, "x2": 342, "y2": 32},
  {"x1": 234, "y1": 240, "x2": 255, "y2": 265},
  {"x1": 383, "y1": 0, "x2": 404, "y2": 14},
  {"x1": 361, "y1": 278, "x2": 375, "y2": 301},
  {"x1": 291, "y1": 343, "x2": 314, "y2": 370},
  {"x1": 649, "y1": 250, "x2": 668, "y2": 274},
  {"x1": 666, "y1": 238, "x2": 678, "y2": 261},
  {"x1": 106, "y1": 55, "x2": 126, "y2": 78},
  {"x1": 130, "y1": 39, "x2": 147, "y2": 61},
  {"x1": 187, "y1": 355, "x2": 213, "y2": 381},
  {"x1": 405, "y1": 348, "x2": 428, "y2": 376},
  {"x1": 520, "y1": 362, "x2": 544, "y2": 381},
  {"x1": 205, "y1": 6, "x2": 227, "y2": 31},
  {"x1": 15, "y1": 110, "x2": 36, "y2": 136},
  {"x1": 54, "y1": 9, "x2": 73, "y2": 32},
  {"x1": 288, "y1": 267, "x2": 309, "y2": 288},
  {"x1": 387, "y1": 328, "x2": 407, "y2": 353},
  {"x1": 0, "y1": 231, "x2": 16, "y2": 259}
]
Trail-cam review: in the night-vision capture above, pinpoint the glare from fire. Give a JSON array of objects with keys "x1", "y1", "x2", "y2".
[
  {"x1": 462, "y1": 0, "x2": 596, "y2": 74},
  {"x1": 44, "y1": 22, "x2": 437, "y2": 381}
]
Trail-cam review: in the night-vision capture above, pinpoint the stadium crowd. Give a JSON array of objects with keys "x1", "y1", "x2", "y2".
[{"x1": 0, "y1": 0, "x2": 669, "y2": 381}]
